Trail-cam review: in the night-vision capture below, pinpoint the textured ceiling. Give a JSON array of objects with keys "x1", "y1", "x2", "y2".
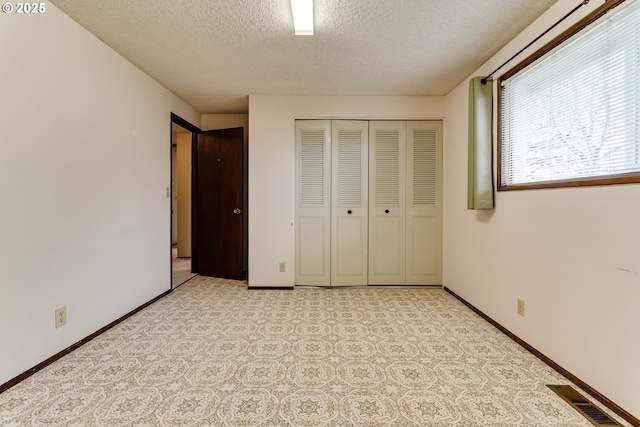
[{"x1": 50, "y1": 0, "x2": 558, "y2": 114}]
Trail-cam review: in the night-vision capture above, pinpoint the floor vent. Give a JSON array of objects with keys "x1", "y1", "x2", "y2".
[{"x1": 547, "y1": 385, "x2": 622, "y2": 426}]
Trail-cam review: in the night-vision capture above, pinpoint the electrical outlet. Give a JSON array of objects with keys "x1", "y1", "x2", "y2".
[
  {"x1": 55, "y1": 307, "x2": 67, "y2": 328},
  {"x1": 517, "y1": 299, "x2": 525, "y2": 317},
  {"x1": 279, "y1": 262, "x2": 286, "y2": 272}
]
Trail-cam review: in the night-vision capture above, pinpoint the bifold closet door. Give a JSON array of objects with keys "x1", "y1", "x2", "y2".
[
  {"x1": 331, "y1": 121, "x2": 368, "y2": 286},
  {"x1": 406, "y1": 121, "x2": 442, "y2": 285},
  {"x1": 295, "y1": 120, "x2": 331, "y2": 286},
  {"x1": 368, "y1": 120, "x2": 443, "y2": 285},
  {"x1": 368, "y1": 121, "x2": 406, "y2": 285},
  {"x1": 295, "y1": 119, "x2": 441, "y2": 287}
]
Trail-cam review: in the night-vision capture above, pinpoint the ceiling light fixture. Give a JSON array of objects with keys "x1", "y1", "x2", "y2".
[{"x1": 290, "y1": 0, "x2": 314, "y2": 35}]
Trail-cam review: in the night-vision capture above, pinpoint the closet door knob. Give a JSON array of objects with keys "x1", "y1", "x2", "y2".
[
  {"x1": 385, "y1": 209, "x2": 390, "y2": 214},
  {"x1": 347, "y1": 210, "x2": 352, "y2": 214}
]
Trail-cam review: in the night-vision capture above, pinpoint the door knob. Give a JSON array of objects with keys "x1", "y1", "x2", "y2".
[
  {"x1": 233, "y1": 208, "x2": 242, "y2": 215},
  {"x1": 347, "y1": 210, "x2": 352, "y2": 214},
  {"x1": 385, "y1": 209, "x2": 390, "y2": 214}
]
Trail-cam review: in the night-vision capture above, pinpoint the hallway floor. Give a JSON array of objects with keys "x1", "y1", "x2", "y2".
[{"x1": 172, "y1": 246, "x2": 196, "y2": 289}]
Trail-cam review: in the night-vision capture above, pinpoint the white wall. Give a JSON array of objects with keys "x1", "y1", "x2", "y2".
[
  {"x1": 443, "y1": 0, "x2": 640, "y2": 419},
  {"x1": 0, "y1": 4, "x2": 199, "y2": 385},
  {"x1": 248, "y1": 96, "x2": 445, "y2": 287}
]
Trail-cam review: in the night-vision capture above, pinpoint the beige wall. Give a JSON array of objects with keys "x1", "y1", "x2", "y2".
[
  {"x1": 176, "y1": 132, "x2": 192, "y2": 257},
  {"x1": 443, "y1": 0, "x2": 640, "y2": 419},
  {"x1": 171, "y1": 144, "x2": 178, "y2": 244},
  {"x1": 201, "y1": 114, "x2": 248, "y2": 132},
  {"x1": 248, "y1": 96, "x2": 445, "y2": 287},
  {"x1": 0, "y1": 4, "x2": 199, "y2": 385}
]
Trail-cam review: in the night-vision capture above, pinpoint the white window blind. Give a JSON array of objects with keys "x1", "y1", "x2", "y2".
[{"x1": 500, "y1": 0, "x2": 640, "y2": 187}]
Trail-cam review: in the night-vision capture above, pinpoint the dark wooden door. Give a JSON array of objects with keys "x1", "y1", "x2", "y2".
[{"x1": 193, "y1": 127, "x2": 244, "y2": 279}]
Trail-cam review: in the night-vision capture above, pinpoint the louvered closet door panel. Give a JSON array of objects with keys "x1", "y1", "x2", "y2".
[
  {"x1": 406, "y1": 121, "x2": 442, "y2": 285},
  {"x1": 331, "y1": 120, "x2": 368, "y2": 286},
  {"x1": 368, "y1": 121, "x2": 406, "y2": 285},
  {"x1": 295, "y1": 120, "x2": 331, "y2": 286}
]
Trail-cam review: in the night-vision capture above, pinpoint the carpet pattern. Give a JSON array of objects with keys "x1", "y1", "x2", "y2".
[{"x1": 0, "y1": 277, "x2": 630, "y2": 426}]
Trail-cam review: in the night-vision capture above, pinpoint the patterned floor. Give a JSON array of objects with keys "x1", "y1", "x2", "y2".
[{"x1": 0, "y1": 277, "x2": 630, "y2": 426}]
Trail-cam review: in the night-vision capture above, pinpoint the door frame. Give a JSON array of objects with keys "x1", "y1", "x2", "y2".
[{"x1": 170, "y1": 113, "x2": 200, "y2": 288}]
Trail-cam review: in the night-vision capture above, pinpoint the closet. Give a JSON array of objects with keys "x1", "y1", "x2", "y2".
[{"x1": 295, "y1": 119, "x2": 442, "y2": 287}]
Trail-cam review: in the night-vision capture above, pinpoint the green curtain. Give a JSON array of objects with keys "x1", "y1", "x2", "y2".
[{"x1": 467, "y1": 76, "x2": 494, "y2": 210}]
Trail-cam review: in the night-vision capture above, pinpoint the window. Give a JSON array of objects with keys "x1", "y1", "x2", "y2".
[{"x1": 499, "y1": 0, "x2": 640, "y2": 190}]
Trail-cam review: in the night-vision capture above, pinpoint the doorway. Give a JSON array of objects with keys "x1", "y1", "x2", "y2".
[
  {"x1": 170, "y1": 113, "x2": 247, "y2": 287},
  {"x1": 170, "y1": 114, "x2": 199, "y2": 288}
]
